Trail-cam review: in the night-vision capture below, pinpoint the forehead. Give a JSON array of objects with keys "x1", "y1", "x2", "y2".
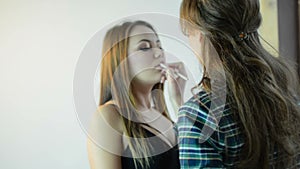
[{"x1": 128, "y1": 25, "x2": 158, "y2": 42}]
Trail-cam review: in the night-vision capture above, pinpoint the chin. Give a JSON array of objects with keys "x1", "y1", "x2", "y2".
[
  {"x1": 132, "y1": 70, "x2": 162, "y2": 85},
  {"x1": 139, "y1": 77, "x2": 161, "y2": 85}
]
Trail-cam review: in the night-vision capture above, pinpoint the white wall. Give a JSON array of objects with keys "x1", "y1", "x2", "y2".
[{"x1": 0, "y1": 0, "x2": 188, "y2": 168}]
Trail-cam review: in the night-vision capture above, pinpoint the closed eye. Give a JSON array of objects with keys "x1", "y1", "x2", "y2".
[
  {"x1": 137, "y1": 39, "x2": 163, "y2": 51},
  {"x1": 140, "y1": 46, "x2": 163, "y2": 51},
  {"x1": 139, "y1": 47, "x2": 151, "y2": 51},
  {"x1": 138, "y1": 41, "x2": 151, "y2": 51}
]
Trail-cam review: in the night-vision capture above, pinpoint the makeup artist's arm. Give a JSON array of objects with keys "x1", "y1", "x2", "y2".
[{"x1": 166, "y1": 62, "x2": 187, "y2": 118}]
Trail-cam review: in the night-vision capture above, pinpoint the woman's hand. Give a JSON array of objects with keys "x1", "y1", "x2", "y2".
[{"x1": 158, "y1": 62, "x2": 188, "y2": 116}]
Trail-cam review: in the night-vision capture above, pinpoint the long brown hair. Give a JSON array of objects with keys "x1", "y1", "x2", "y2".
[
  {"x1": 99, "y1": 20, "x2": 170, "y2": 168},
  {"x1": 180, "y1": 0, "x2": 300, "y2": 168}
]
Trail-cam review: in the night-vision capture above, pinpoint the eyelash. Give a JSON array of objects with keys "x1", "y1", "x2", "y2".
[
  {"x1": 139, "y1": 47, "x2": 163, "y2": 51},
  {"x1": 140, "y1": 47, "x2": 150, "y2": 51}
]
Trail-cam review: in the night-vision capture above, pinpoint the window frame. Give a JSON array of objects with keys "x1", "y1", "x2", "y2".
[{"x1": 277, "y1": 0, "x2": 300, "y2": 78}]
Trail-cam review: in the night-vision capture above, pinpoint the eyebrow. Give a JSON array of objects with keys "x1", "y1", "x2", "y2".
[{"x1": 137, "y1": 39, "x2": 160, "y2": 44}]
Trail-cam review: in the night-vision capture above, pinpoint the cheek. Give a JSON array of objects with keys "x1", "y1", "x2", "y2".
[
  {"x1": 137, "y1": 54, "x2": 155, "y2": 65},
  {"x1": 189, "y1": 36, "x2": 200, "y2": 53},
  {"x1": 189, "y1": 36, "x2": 203, "y2": 64},
  {"x1": 127, "y1": 51, "x2": 156, "y2": 77}
]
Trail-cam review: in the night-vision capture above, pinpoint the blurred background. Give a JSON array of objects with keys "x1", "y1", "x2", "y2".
[{"x1": 0, "y1": 0, "x2": 299, "y2": 168}]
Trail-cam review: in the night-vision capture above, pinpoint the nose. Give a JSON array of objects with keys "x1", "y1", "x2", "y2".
[
  {"x1": 154, "y1": 53, "x2": 161, "y2": 58},
  {"x1": 154, "y1": 49, "x2": 164, "y2": 58}
]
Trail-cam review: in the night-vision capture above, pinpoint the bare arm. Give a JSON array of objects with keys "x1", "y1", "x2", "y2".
[
  {"x1": 87, "y1": 105, "x2": 123, "y2": 169},
  {"x1": 165, "y1": 62, "x2": 187, "y2": 119}
]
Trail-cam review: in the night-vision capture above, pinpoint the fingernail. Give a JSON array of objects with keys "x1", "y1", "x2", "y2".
[{"x1": 160, "y1": 77, "x2": 164, "y2": 83}]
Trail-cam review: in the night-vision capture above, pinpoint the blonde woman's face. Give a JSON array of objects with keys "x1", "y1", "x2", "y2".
[{"x1": 127, "y1": 25, "x2": 165, "y2": 84}]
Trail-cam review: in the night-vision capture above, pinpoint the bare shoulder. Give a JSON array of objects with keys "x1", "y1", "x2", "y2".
[
  {"x1": 94, "y1": 103, "x2": 123, "y2": 133},
  {"x1": 87, "y1": 103, "x2": 123, "y2": 169}
]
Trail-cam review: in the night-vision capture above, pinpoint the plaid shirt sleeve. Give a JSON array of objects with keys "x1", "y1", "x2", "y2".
[{"x1": 177, "y1": 91, "x2": 244, "y2": 169}]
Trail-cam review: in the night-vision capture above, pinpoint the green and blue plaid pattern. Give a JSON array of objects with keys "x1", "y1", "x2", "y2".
[{"x1": 177, "y1": 91, "x2": 244, "y2": 168}]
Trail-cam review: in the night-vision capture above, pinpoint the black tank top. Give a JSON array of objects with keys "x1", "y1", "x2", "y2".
[{"x1": 121, "y1": 129, "x2": 180, "y2": 169}]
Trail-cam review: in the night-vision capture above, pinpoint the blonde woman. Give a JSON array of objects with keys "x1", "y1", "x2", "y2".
[{"x1": 87, "y1": 20, "x2": 185, "y2": 169}]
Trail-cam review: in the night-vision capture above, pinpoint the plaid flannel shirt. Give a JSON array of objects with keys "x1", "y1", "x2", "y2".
[{"x1": 177, "y1": 91, "x2": 244, "y2": 168}]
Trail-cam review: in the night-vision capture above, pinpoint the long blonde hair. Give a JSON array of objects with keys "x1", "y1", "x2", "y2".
[
  {"x1": 181, "y1": 0, "x2": 300, "y2": 168},
  {"x1": 99, "y1": 20, "x2": 170, "y2": 168}
]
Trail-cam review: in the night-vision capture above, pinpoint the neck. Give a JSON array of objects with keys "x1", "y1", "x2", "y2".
[{"x1": 131, "y1": 81, "x2": 155, "y2": 112}]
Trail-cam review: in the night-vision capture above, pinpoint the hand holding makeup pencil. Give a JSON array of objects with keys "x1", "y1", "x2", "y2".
[{"x1": 157, "y1": 62, "x2": 188, "y2": 115}]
